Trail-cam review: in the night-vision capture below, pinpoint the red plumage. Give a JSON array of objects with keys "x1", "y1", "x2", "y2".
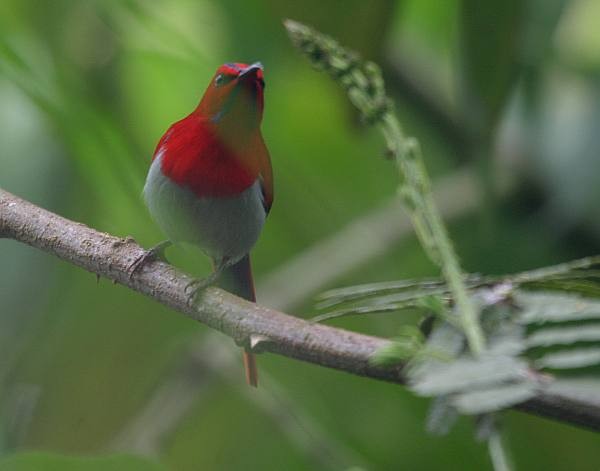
[{"x1": 157, "y1": 116, "x2": 258, "y2": 198}]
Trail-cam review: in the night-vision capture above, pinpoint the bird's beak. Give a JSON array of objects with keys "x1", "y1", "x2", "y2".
[{"x1": 240, "y1": 62, "x2": 263, "y2": 78}]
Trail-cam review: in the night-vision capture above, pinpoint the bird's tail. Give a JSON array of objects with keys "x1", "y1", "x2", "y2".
[{"x1": 218, "y1": 254, "x2": 259, "y2": 387}]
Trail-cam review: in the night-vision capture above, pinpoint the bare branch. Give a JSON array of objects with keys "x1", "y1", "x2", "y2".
[
  {"x1": 1, "y1": 188, "x2": 599, "y2": 432},
  {"x1": 0, "y1": 188, "x2": 399, "y2": 382}
]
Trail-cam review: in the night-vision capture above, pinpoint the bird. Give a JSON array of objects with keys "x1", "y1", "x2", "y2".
[{"x1": 140, "y1": 62, "x2": 273, "y2": 387}]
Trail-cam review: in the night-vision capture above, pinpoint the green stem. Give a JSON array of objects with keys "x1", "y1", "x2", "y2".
[
  {"x1": 284, "y1": 19, "x2": 486, "y2": 356},
  {"x1": 381, "y1": 114, "x2": 485, "y2": 355},
  {"x1": 510, "y1": 254, "x2": 600, "y2": 284}
]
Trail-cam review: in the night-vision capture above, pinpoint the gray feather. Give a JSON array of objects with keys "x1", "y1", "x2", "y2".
[{"x1": 143, "y1": 152, "x2": 266, "y2": 264}]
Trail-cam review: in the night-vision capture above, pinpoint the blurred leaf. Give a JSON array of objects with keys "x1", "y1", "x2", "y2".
[
  {"x1": 269, "y1": 0, "x2": 397, "y2": 60},
  {"x1": 532, "y1": 69, "x2": 600, "y2": 232},
  {"x1": 517, "y1": 291, "x2": 600, "y2": 324},
  {"x1": 310, "y1": 303, "x2": 410, "y2": 323},
  {"x1": 370, "y1": 325, "x2": 425, "y2": 366},
  {"x1": 0, "y1": 452, "x2": 166, "y2": 471},
  {"x1": 545, "y1": 378, "x2": 600, "y2": 407},
  {"x1": 535, "y1": 348, "x2": 600, "y2": 369},
  {"x1": 526, "y1": 325, "x2": 600, "y2": 347},
  {"x1": 314, "y1": 290, "x2": 452, "y2": 321},
  {"x1": 520, "y1": 0, "x2": 568, "y2": 65},
  {"x1": 460, "y1": 0, "x2": 525, "y2": 130},
  {"x1": 0, "y1": 29, "x2": 142, "y2": 214},
  {"x1": 370, "y1": 340, "x2": 415, "y2": 366},
  {"x1": 316, "y1": 255, "x2": 600, "y2": 321},
  {"x1": 451, "y1": 382, "x2": 538, "y2": 415},
  {"x1": 316, "y1": 277, "x2": 448, "y2": 309},
  {"x1": 521, "y1": 279, "x2": 600, "y2": 299},
  {"x1": 411, "y1": 354, "x2": 530, "y2": 396},
  {"x1": 422, "y1": 320, "x2": 465, "y2": 358},
  {"x1": 0, "y1": 35, "x2": 32, "y2": 73},
  {"x1": 555, "y1": 0, "x2": 600, "y2": 69},
  {"x1": 425, "y1": 396, "x2": 459, "y2": 436},
  {"x1": 416, "y1": 294, "x2": 448, "y2": 316},
  {"x1": 487, "y1": 331, "x2": 526, "y2": 357}
]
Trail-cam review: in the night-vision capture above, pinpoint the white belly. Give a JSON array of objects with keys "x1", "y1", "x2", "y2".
[{"x1": 143, "y1": 152, "x2": 266, "y2": 264}]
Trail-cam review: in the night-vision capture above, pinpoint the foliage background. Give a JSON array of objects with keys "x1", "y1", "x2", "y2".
[{"x1": 1, "y1": 0, "x2": 599, "y2": 469}]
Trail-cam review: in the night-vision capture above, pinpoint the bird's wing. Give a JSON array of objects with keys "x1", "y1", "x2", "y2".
[{"x1": 256, "y1": 136, "x2": 273, "y2": 214}]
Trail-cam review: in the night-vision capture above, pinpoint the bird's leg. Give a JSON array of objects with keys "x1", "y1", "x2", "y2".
[
  {"x1": 128, "y1": 240, "x2": 172, "y2": 279},
  {"x1": 184, "y1": 257, "x2": 229, "y2": 306}
]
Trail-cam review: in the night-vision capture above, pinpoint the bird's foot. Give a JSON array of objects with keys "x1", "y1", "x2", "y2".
[
  {"x1": 128, "y1": 240, "x2": 172, "y2": 279},
  {"x1": 184, "y1": 261, "x2": 227, "y2": 307}
]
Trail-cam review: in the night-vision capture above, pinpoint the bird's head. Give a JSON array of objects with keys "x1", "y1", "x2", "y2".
[{"x1": 195, "y1": 62, "x2": 265, "y2": 132}]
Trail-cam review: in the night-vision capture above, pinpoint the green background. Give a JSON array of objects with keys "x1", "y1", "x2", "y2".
[{"x1": 1, "y1": 0, "x2": 599, "y2": 470}]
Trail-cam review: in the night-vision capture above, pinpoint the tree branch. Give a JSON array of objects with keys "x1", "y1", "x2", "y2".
[
  {"x1": 0, "y1": 188, "x2": 399, "y2": 382},
  {"x1": 1, "y1": 188, "x2": 599, "y2": 432}
]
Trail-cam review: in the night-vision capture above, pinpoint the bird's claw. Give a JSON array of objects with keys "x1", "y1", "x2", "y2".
[
  {"x1": 184, "y1": 263, "x2": 226, "y2": 307},
  {"x1": 128, "y1": 240, "x2": 172, "y2": 279}
]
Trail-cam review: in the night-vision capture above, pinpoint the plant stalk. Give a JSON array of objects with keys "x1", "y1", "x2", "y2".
[{"x1": 284, "y1": 19, "x2": 486, "y2": 356}]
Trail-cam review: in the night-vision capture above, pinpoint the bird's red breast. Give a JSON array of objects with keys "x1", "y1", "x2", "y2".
[{"x1": 155, "y1": 116, "x2": 260, "y2": 198}]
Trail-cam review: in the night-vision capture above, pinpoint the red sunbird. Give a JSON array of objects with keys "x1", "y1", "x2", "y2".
[{"x1": 141, "y1": 62, "x2": 273, "y2": 387}]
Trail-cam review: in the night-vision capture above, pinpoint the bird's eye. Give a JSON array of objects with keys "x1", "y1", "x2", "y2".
[
  {"x1": 258, "y1": 78, "x2": 265, "y2": 89},
  {"x1": 214, "y1": 74, "x2": 235, "y2": 87}
]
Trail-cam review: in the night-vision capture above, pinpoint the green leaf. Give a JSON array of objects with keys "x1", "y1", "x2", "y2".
[
  {"x1": 317, "y1": 277, "x2": 445, "y2": 302},
  {"x1": 417, "y1": 294, "x2": 448, "y2": 316},
  {"x1": 522, "y1": 279, "x2": 600, "y2": 299},
  {"x1": 316, "y1": 278, "x2": 449, "y2": 310},
  {"x1": 316, "y1": 255, "x2": 600, "y2": 318},
  {"x1": 452, "y1": 382, "x2": 538, "y2": 415},
  {"x1": 510, "y1": 255, "x2": 600, "y2": 283},
  {"x1": 0, "y1": 452, "x2": 166, "y2": 471},
  {"x1": 310, "y1": 302, "x2": 415, "y2": 323},
  {"x1": 535, "y1": 348, "x2": 600, "y2": 369},
  {"x1": 526, "y1": 324, "x2": 600, "y2": 347},
  {"x1": 370, "y1": 326, "x2": 425, "y2": 366},
  {"x1": 370, "y1": 341, "x2": 415, "y2": 366}
]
